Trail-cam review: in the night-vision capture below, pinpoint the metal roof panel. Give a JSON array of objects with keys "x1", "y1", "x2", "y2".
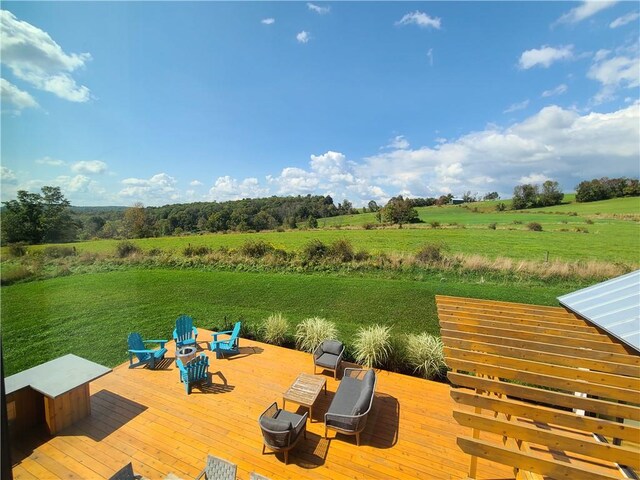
[{"x1": 558, "y1": 270, "x2": 640, "y2": 352}]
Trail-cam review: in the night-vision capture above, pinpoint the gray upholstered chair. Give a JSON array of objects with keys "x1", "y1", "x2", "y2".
[
  {"x1": 313, "y1": 339, "x2": 345, "y2": 379},
  {"x1": 258, "y1": 402, "x2": 307, "y2": 464},
  {"x1": 195, "y1": 454, "x2": 237, "y2": 480}
]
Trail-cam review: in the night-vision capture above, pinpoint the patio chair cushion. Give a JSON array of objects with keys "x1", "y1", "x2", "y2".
[
  {"x1": 260, "y1": 416, "x2": 292, "y2": 432},
  {"x1": 352, "y1": 384, "x2": 373, "y2": 415},
  {"x1": 328, "y1": 376, "x2": 362, "y2": 416},
  {"x1": 363, "y1": 369, "x2": 375, "y2": 390},
  {"x1": 322, "y1": 340, "x2": 343, "y2": 356},
  {"x1": 315, "y1": 352, "x2": 340, "y2": 368}
]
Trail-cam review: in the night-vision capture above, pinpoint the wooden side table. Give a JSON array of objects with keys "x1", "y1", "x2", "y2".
[{"x1": 283, "y1": 373, "x2": 327, "y2": 422}]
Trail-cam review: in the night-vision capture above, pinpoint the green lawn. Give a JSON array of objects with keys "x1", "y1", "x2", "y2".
[{"x1": 1, "y1": 269, "x2": 571, "y2": 375}]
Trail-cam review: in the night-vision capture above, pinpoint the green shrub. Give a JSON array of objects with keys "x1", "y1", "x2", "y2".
[
  {"x1": 416, "y1": 243, "x2": 444, "y2": 264},
  {"x1": 261, "y1": 313, "x2": 289, "y2": 346},
  {"x1": 488, "y1": 222, "x2": 497, "y2": 230},
  {"x1": 429, "y1": 221, "x2": 440, "y2": 229},
  {"x1": 329, "y1": 239, "x2": 354, "y2": 262},
  {"x1": 294, "y1": 317, "x2": 338, "y2": 353},
  {"x1": 0, "y1": 266, "x2": 33, "y2": 285},
  {"x1": 353, "y1": 324, "x2": 392, "y2": 368},
  {"x1": 116, "y1": 240, "x2": 141, "y2": 258},
  {"x1": 240, "y1": 240, "x2": 274, "y2": 258},
  {"x1": 354, "y1": 249, "x2": 371, "y2": 261},
  {"x1": 585, "y1": 218, "x2": 594, "y2": 225},
  {"x1": 495, "y1": 202, "x2": 506, "y2": 212},
  {"x1": 43, "y1": 246, "x2": 76, "y2": 258},
  {"x1": 148, "y1": 247, "x2": 163, "y2": 256},
  {"x1": 575, "y1": 227, "x2": 589, "y2": 233},
  {"x1": 512, "y1": 220, "x2": 522, "y2": 225},
  {"x1": 405, "y1": 333, "x2": 447, "y2": 379},
  {"x1": 7, "y1": 243, "x2": 27, "y2": 257},
  {"x1": 301, "y1": 239, "x2": 329, "y2": 262},
  {"x1": 383, "y1": 334, "x2": 409, "y2": 373},
  {"x1": 527, "y1": 222, "x2": 543, "y2": 232},
  {"x1": 363, "y1": 223, "x2": 376, "y2": 230},
  {"x1": 183, "y1": 244, "x2": 211, "y2": 256}
]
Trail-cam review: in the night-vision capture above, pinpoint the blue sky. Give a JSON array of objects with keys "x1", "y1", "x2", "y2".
[{"x1": 1, "y1": 1, "x2": 639, "y2": 206}]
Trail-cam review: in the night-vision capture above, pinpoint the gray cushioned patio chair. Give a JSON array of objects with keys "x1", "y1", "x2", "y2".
[
  {"x1": 258, "y1": 401, "x2": 307, "y2": 464},
  {"x1": 195, "y1": 454, "x2": 237, "y2": 480},
  {"x1": 313, "y1": 339, "x2": 345, "y2": 379}
]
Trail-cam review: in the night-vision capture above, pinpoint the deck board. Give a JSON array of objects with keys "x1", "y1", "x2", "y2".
[{"x1": 10, "y1": 332, "x2": 515, "y2": 479}]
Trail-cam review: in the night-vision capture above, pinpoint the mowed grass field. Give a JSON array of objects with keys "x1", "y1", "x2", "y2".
[
  {"x1": 1, "y1": 269, "x2": 570, "y2": 376},
  {"x1": 24, "y1": 196, "x2": 640, "y2": 264}
]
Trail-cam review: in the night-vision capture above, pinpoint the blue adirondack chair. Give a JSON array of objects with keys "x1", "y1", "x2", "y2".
[
  {"x1": 173, "y1": 315, "x2": 198, "y2": 348},
  {"x1": 127, "y1": 333, "x2": 168, "y2": 369},
  {"x1": 176, "y1": 354, "x2": 209, "y2": 394},
  {"x1": 210, "y1": 321, "x2": 241, "y2": 359}
]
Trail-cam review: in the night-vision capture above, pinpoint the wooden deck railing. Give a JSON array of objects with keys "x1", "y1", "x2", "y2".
[{"x1": 436, "y1": 295, "x2": 640, "y2": 480}]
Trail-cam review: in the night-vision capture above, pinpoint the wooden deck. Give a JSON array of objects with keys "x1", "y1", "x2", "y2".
[{"x1": 10, "y1": 332, "x2": 515, "y2": 480}]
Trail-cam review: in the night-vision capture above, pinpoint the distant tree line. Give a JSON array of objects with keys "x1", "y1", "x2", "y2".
[
  {"x1": 2, "y1": 191, "x2": 355, "y2": 243},
  {"x1": 4, "y1": 176, "x2": 638, "y2": 244},
  {"x1": 575, "y1": 177, "x2": 640, "y2": 203}
]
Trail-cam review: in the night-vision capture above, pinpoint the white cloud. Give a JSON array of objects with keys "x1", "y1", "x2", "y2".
[
  {"x1": 427, "y1": 48, "x2": 434, "y2": 66},
  {"x1": 261, "y1": 18, "x2": 275, "y2": 25},
  {"x1": 36, "y1": 156, "x2": 66, "y2": 166},
  {"x1": 555, "y1": 1, "x2": 618, "y2": 25},
  {"x1": 610, "y1": 11, "x2": 640, "y2": 28},
  {"x1": 503, "y1": 99, "x2": 530, "y2": 113},
  {"x1": 519, "y1": 45, "x2": 573, "y2": 69},
  {"x1": 519, "y1": 173, "x2": 551, "y2": 184},
  {"x1": 71, "y1": 160, "x2": 108, "y2": 175},
  {"x1": 119, "y1": 173, "x2": 180, "y2": 205},
  {"x1": 307, "y1": 3, "x2": 330, "y2": 15},
  {"x1": 386, "y1": 135, "x2": 410, "y2": 150},
  {"x1": 395, "y1": 11, "x2": 441, "y2": 29},
  {"x1": 588, "y1": 47, "x2": 640, "y2": 104},
  {"x1": 296, "y1": 31, "x2": 310, "y2": 44},
  {"x1": 0, "y1": 77, "x2": 38, "y2": 112},
  {"x1": 541, "y1": 84, "x2": 568, "y2": 97},
  {"x1": 208, "y1": 176, "x2": 268, "y2": 201},
  {"x1": 0, "y1": 10, "x2": 91, "y2": 102},
  {"x1": 1, "y1": 166, "x2": 17, "y2": 184},
  {"x1": 54, "y1": 174, "x2": 92, "y2": 192},
  {"x1": 360, "y1": 103, "x2": 639, "y2": 198},
  {"x1": 190, "y1": 180, "x2": 203, "y2": 186}
]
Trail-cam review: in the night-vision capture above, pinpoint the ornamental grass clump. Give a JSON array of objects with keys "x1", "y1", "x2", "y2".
[
  {"x1": 353, "y1": 324, "x2": 392, "y2": 368},
  {"x1": 405, "y1": 333, "x2": 447, "y2": 380},
  {"x1": 295, "y1": 317, "x2": 337, "y2": 353},
  {"x1": 261, "y1": 313, "x2": 289, "y2": 346}
]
